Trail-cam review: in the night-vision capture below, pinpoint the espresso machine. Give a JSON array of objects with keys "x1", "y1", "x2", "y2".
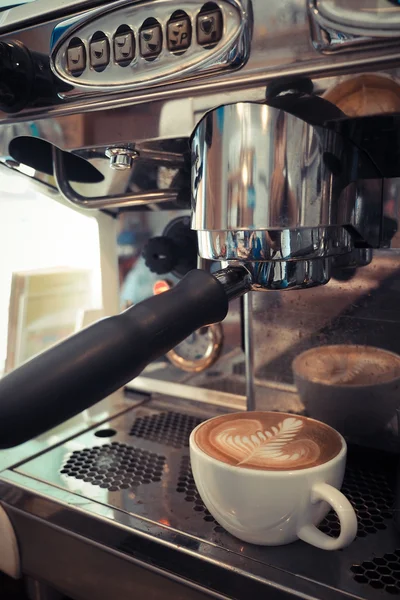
[{"x1": 1, "y1": 0, "x2": 400, "y2": 598}]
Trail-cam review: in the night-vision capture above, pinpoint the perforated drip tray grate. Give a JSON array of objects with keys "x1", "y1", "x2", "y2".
[
  {"x1": 129, "y1": 410, "x2": 203, "y2": 448},
  {"x1": 352, "y1": 553, "x2": 400, "y2": 595},
  {"x1": 14, "y1": 402, "x2": 400, "y2": 600},
  {"x1": 320, "y1": 461, "x2": 394, "y2": 539},
  {"x1": 61, "y1": 442, "x2": 166, "y2": 491}
]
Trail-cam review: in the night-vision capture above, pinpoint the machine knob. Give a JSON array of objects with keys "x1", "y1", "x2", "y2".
[
  {"x1": 0, "y1": 41, "x2": 68, "y2": 113},
  {"x1": 143, "y1": 216, "x2": 198, "y2": 278},
  {"x1": 143, "y1": 236, "x2": 178, "y2": 275},
  {"x1": 0, "y1": 41, "x2": 33, "y2": 112}
]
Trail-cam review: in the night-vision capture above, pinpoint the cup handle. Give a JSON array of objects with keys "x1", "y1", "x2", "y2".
[{"x1": 297, "y1": 482, "x2": 357, "y2": 550}]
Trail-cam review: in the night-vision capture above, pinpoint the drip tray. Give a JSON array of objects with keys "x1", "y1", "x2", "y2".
[{"x1": 12, "y1": 401, "x2": 400, "y2": 600}]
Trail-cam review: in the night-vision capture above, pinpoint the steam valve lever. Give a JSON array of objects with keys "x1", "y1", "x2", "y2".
[{"x1": 0, "y1": 267, "x2": 251, "y2": 449}]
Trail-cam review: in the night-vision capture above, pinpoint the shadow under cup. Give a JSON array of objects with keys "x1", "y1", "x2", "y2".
[{"x1": 292, "y1": 345, "x2": 400, "y2": 438}]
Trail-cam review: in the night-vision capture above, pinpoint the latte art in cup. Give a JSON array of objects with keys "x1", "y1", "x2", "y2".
[
  {"x1": 194, "y1": 412, "x2": 342, "y2": 470},
  {"x1": 190, "y1": 411, "x2": 356, "y2": 549}
]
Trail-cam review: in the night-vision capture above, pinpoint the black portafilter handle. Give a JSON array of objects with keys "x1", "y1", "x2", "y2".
[{"x1": 0, "y1": 267, "x2": 251, "y2": 448}]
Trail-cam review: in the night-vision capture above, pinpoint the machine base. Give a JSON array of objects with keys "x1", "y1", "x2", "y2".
[{"x1": 1, "y1": 395, "x2": 400, "y2": 600}]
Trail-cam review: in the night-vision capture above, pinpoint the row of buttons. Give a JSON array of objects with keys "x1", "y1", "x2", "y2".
[{"x1": 67, "y1": 8, "x2": 223, "y2": 75}]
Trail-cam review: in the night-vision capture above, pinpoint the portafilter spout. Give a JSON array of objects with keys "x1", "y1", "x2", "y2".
[{"x1": 0, "y1": 266, "x2": 251, "y2": 448}]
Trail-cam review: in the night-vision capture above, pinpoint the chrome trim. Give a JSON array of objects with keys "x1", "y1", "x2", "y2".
[
  {"x1": 213, "y1": 265, "x2": 252, "y2": 300},
  {"x1": 309, "y1": 0, "x2": 400, "y2": 53},
  {"x1": 191, "y1": 101, "x2": 383, "y2": 289},
  {"x1": 332, "y1": 247, "x2": 373, "y2": 270},
  {"x1": 243, "y1": 258, "x2": 332, "y2": 290},
  {"x1": 51, "y1": 0, "x2": 249, "y2": 92},
  {"x1": 191, "y1": 102, "x2": 378, "y2": 234},
  {"x1": 314, "y1": 0, "x2": 400, "y2": 37},
  {"x1": 126, "y1": 378, "x2": 246, "y2": 410},
  {"x1": 53, "y1": 146, "x2": 179, "y2": 208},
  {"x1": 0, "y1": 0, "x2": 111, "y2": 35},
  {"x1": 197, "y1": 228, "x2": 353, "y2": 261},
  {"x1": 243, "y1": 292, "x2": 255, "y2": 411}
]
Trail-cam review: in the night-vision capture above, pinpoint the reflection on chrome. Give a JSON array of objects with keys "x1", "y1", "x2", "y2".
[
  {"x1": 191, "y1": 101, "x2": 384, "y2": 290},
  {"x1": 244, "y1": 259, "x2": 332, "y2": 291},
  {"x1": 197, "y1": 228, "x2": 352, "y2": 261},
  {"x1": 191, "y1": 103, "x2": 380, "y2": 234}
]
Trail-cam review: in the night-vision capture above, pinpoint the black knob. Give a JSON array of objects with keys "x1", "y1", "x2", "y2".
[
  {"x1": 143, "y1": 216, "x2": 198, "y2": 278},
  {"x1": 0, "y1": 41, "x2": 33, "y2": 113},
  {"x1": 143, "y1": 236, "x2": 178, "y2": 275},
  {"x1": 0, "y1": 41, "x2": 70, "y2": 114}
]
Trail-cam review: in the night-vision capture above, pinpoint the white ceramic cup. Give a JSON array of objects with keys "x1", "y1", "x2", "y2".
[{"x1": 189, "y1": 412, "x2": 357, "y2": 550}]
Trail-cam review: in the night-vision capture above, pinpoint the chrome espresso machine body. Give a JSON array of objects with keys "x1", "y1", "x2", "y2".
[{"x1": 2, "y1": 1, "x2": 400, "y2": 599}]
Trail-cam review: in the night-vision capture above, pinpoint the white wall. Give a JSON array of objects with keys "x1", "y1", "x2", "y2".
[{"x1": 0, "y1": 169, "x2": 102, "y2": 373}]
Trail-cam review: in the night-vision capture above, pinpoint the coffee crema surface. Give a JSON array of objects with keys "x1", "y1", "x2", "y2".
[
  {"x1": 194, "y1": 412, "x2": 342, "y2": 471},
  {"x1": 293, "y1": 345, "x2": 400, "y2": 386}
]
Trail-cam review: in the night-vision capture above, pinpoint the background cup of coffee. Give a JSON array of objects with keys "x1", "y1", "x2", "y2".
[
  {"x1": 292, "y1": 345, "x2": 400, "y2": 437},
  {"x1": 189, "y1": 411, "x2": 357, "y2": 550}
]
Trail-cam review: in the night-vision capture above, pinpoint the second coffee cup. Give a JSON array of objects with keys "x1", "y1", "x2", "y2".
[
  {"x1": 189, "y1": 411, "x2": 357, "y2": 550},
  {"x1": 292, "y1": 345, "x2": 400, "y2": 437}
]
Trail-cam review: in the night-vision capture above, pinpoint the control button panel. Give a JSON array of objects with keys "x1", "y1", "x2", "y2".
[
  {"x1": 197, "y1": 9, "x2": 223, "y2": 46},
  {"x1": 114, "y1": 28, "x2": 135, "y2": 65},
  {"x1": 52, "y1": 0, "x2": 246, "y2": 90},
  {"x1": 167, "y1": 14, "x2": 192, "y2": 52},
  {"x1": 67, "y1": 39, "x2": 86, "y2": 75},
  {"x1": 139, "y1": 20, "x2": 163, "y2": 58},
  {"x1": 89, "y1": 33, "x2": 110, "y2": 70}
]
